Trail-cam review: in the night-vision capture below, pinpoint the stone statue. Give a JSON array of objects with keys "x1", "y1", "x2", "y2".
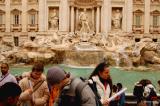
[
  {"x1": 49, "y1": 9, "x2": 59, "y2": 30},
  {"x1": 112, "y1": 9, "x2": 122, "y2": 29},
  {"x1": 79, "y1": 11, "x2": 90, "y2": 33}
]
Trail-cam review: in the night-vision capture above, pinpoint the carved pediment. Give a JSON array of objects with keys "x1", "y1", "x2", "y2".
[
  {"x1": 151, "y1": 0, "x2": 160, "y2": 3},
  {"x1": 0, "y1": 9, "x2": 5, "y2": 14},
  {"x1": 11, "y1": 9, "x2": 22, "y2": 14},
  {"x1": 28, "y1": 9, "x2": 38, "y2": 14},
  {"x1": 133, "y1": 0, "x2": 144, "y2": 4},
  {"x1": 28, "y1": 0, "x2": 38, "y2": 3},
  {"x1": 133, "y1": 9, "x2": 144, "y2": 14},
  {"x1": 0, "y1": 0, "x2": 5, "y2": 3},
  {"x1": 151, "y1": 10, "x2": 160, "y2": 15}
]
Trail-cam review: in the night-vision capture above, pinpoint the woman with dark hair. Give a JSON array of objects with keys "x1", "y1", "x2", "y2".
[{"x1": 89, "y1": 62, "x2": 113, "y2": 106}]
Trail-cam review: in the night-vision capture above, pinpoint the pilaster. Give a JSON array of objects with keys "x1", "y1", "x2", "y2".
[
  {"x1": 126, "y1": 0, "x2": 133, "y2": 33},
  {"x1": 96, "y1": 7, "x2": 100, "y2": 33},
  {"x1": 38, "y1": 0, "x2": 45, "y2": 31},
  {"x1": 5, "y1": 0, "x2": 10, "y2": 32},
  {"x1": 144, "y1": 0, "x2": 150, "y2": 33},
  {"x1": 59, "y1": 0, "x2": 69, "y2": 32},
  {"x1": 71, "y1": 6, "x2": 74, "y2": 32},
  {"x1": 22, "y1": 0, "x2": 27, "y2": 32}
]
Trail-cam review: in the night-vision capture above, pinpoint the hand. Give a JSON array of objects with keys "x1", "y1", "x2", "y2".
[
  {"x1": 103, "y1": 100, "x2": 109, "y2": 106},
  {"x1": 26, "y1": 88, "x2": 33, "y2": 94}
]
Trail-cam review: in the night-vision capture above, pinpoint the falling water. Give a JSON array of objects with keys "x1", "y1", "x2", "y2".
[
  {"x1": 117, "y1": 44, "x2": 132, "y2": 67},
  {"x1": 112, "y1": 53, "x2": 120, "y2": 66}
]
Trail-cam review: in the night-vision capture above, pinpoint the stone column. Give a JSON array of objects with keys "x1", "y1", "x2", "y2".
[
  {"x1": 122, "y1": 1, "x2": 127, "y2": 31},
  {"x1": 96, "y1": 7, "x2": 100, "y2": 33},
  {"x1": 108, "y1": 0, "x2": 112, "y2": 31},
  {"x1": 101, "y1": 0, "x2": 111, "y2": 33},
  {"x1": 38, "y1": 0, "x2": 45, "y2": 31},
  {"x1": 5, "y1": 0, "x2": 10, "y2": 32},
  {"x1": 76, "y1": 8, "x2": 79, "y2": 31},
  {"x1": 92, "y1": 8, "x2": 95, "y2": 31},
  {"x1": 144, "y1": 0, "x2": 150, "y2": 33},
  {"x1": 44, "y1": 0, "x2": 47, "y2": 31},
  {"x1": 71, "y1": 6, "x2": 74, "y2": 32},
  {"x1": 59, "y1": 0, "x2": 69, "y2": 32},
  {"x1": 126, "y1": 0, "x2": 133, "y2": 33},
  {"x1": 22, "y1": 0, "x2": 27, "y2": 32}
]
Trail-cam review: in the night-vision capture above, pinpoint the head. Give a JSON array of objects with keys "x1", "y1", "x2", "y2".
[
  {"x1": 0, "y1": 82, "x2": 22, "y2": 106},
  {"x1": 47, "y1": 66, "x2": 70, "y2": 90},
  {"x1": 158, "y1": 80, "x2": 160, "y2": 86},
  {"x1": 89, "y1": 62, "x2": 110, "y2": 80},
  {"x1": 140, "y1": 79, "x2": 151, "y2": 86},
  {"x1": 112, "y1": 85, "x2": 117, "y2": 92},
  {"x1": 117, "y1": 83, "x2": 123, "y2": 91},
  {"x1": 1, "y1": 63, "x2": 9, "y2": 75},
  {"x1": 31, "y1": 62, "x2": 44, "y2": 80},
  {"x1": 90, "y1": 62, "x2": 112, "y2": 94}
]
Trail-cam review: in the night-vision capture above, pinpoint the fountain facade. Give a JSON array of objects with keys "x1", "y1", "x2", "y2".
[{"x1": 0, "y1": 0, "x2": 160, "y2": 69}]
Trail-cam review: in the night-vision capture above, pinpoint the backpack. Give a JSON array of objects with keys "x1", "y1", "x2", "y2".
[
  {"x1": 146, "y1": 88, "x2": 157, "y2": 101},
  {"x1": 58, "y1": 77, "x2": 102, "y2": 106},
  {"x1": 78, "y1": 77, "x2": 102, "y2": 106}
]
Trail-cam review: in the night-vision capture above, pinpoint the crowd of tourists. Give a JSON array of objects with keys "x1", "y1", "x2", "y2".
[{"x1": 0, "y1": 62, "x2": 159, "y2": 106}]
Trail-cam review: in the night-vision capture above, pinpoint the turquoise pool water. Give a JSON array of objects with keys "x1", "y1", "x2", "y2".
[{"x1": 8, "y1": 64, "x2": 160, "y2": 93}]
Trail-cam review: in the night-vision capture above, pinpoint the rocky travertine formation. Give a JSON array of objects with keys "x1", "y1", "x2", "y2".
[{"x1": 0, "y1": 32, "x2": 159, "y2": 70}]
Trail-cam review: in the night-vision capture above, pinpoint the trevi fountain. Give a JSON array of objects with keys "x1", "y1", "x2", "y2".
[{"x1": 0, "y1": 0, "x2": 160, "y2": 71}]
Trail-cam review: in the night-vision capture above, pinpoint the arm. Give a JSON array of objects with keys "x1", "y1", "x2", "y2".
[
  {"x1": 19, "y1": 78, "x2": 32, "y2": 101},
  {"x1": 33, "y1": 81, "x2": 50, "y2": 105},
  {"x1": 11, "y1": 75, "x2": 18, "y2": 84}
]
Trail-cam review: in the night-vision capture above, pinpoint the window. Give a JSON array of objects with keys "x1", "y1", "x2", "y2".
[
  {"x1": 135, "y1": 15, "x2": 141, "y2": 26},
  {"x1": 14, "y1": 37, "x2": 19, "y2": 46},
  {"x1": 153, "y1": 16, "x2": 159, "y2": 26},
  {"x1": 30, "y1": 14, "x2": 35, "y2": 25},
  {"x1": 30, "y1": 36, "x2": 35, "y2": 41},
  {"x1": 0, "y1": 0, "x2": 4, "y2": 3},
  {"x1": 0, "y1": 14, "x2": 2, "y2": 24},
  {"x1": 14, "y1": 14, "x2": 19, "y2": 25}
]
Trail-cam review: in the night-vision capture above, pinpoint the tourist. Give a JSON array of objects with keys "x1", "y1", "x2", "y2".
[
  {"x1": 0, "y1": 63, "x2": 17, "y2": 87},
  {"x1": 143, "y1": 80, "x2": 157, "y2": 106},
  {"x1": 117, "y1": 83, "x2": 125, "y2": 106},
  {"x1": 18, "y1": 62, "x2": 49, "y2": 106},
  {"x1": 133, "y1": 79, "x2": 147, "y2": 106},
  {"x1": 89, "y1": 62, "x2": 113, "y2": 106},
  {"x1": 0, "y1": 82, "x2": 22, "y2": 106},
  {"x1": 47, "y1": 66, "x2": 96, "y2": 106}
]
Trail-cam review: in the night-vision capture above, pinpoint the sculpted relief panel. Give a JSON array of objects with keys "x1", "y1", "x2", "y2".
[{"x1": 48, "y1": 8, "x2": 59, "y2": 30}]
